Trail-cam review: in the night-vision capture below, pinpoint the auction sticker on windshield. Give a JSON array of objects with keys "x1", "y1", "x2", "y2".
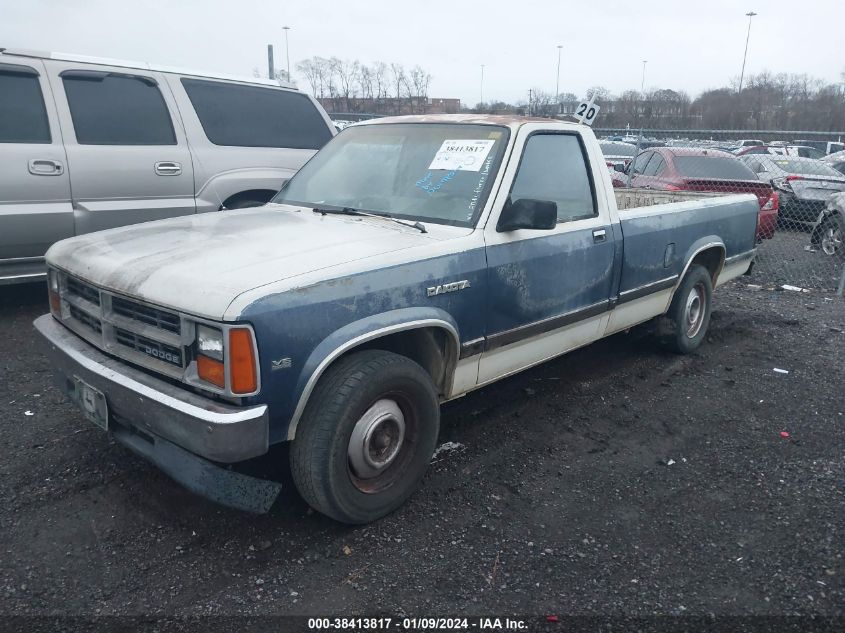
[{"x1": 429, "y1": 139, "x2": 495, "y2": 171}]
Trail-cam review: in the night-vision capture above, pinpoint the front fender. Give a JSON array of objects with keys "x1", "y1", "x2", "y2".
[{"x1": 285, "y1": 307, "x2": 460, "y2": 440}]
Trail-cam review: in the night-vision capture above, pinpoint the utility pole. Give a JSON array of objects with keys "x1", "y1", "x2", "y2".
[
  {"x1": 641, "y1": 60, "x2": 647, "y2": 93},
  {"x1": 267, "y1": 44, "x2": 275, "y2": 80},
  {"x1": 480, "y1": 64, "x2": 485, "y2": 111},
  {"x1": 282, "y1": 26, "x2": 291, "y2": 82},
  {"x1": 528, "y1": 88, "x2": 532, "y2": 116},
  {"x1": 555, "y1": 45, "x2": 562, "y2": 113},
  {"x1": 738, "y1": 11, "x2": 757, "y2": 93}
]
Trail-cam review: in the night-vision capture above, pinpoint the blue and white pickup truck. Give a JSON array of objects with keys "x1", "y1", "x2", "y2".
[{"x1": 35, "y1": 115, "x2": 759, "y2": 523}]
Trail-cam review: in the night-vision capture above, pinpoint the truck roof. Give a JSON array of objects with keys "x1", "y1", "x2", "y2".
[
  {"x1": 359, "y1": 113, "x2": 586, "y2": 131},
  {"x1": 0, "y1": 46, "x2": 296, "y2": 89}
]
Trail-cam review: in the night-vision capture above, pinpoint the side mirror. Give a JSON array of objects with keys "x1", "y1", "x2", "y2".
[
  {"x1": 496, "y1": 198, "x2": 557, "y2": 232},
  {"x1": 614, "y1": 163, "x2": 626, "y2": 173}
]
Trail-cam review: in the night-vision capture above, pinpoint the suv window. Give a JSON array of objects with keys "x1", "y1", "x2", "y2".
[
  {"x1": 0, "y1": 66, "x2": 50, "y2": 143},
  {"x1": 181, "y1": 79, "x2": 332, "y2": 150},
  {"x1": 510, "y1": 133, "x2": 596, "y2": 223},
  {"x1": 62, "y1": 72, "x2": 176, "y2": 145}
]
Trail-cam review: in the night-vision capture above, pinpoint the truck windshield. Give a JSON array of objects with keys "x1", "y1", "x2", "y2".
[{"x1": 272, "y1": 123, "x2": 510, "y2": 227}]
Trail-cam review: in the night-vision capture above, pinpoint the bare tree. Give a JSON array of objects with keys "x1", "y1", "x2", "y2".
[
  {"x1": 409, "y1": 65, "x2": 432, "y2": 113},
  {"x1": 296, "y1": 58, "x2": 321, "y2": 96},
  {"x1": 390, "y1": 63, "x2": 408, "y2": 114}
]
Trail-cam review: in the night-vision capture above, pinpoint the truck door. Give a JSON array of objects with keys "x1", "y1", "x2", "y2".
[
  {"x1": 0, "y1": 59, "x2": 73, "y2": 283},
  {"x1": 479, "y1": 130, "x2": 617, "y2": 384},
  {"x1": 45, "y1": 61, "x2": 195, "y2": 235}
]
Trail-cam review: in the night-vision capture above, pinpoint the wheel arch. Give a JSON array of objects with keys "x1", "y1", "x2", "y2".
[
  {"x1": 669, "y1": 240, "x2": 725, "y2": 304},
  {"x1": 220, "y1": 189, "x2": 278, "y2": 210},
  {"x1": 285, "y1": 310, "x2": 461, "y2": 440}
]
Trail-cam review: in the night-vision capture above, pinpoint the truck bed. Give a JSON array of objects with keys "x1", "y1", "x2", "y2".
[
  {"x1": 614, "y1": 192, "x2": 759, "y2": 298},
  {"x1": 615, "y1": 188, "x2": 730, "y2": 210}
]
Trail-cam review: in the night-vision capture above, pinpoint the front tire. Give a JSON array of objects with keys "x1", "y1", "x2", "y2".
[
  {"x1": 290, "y1": 350, "x2": 440, "y2": 524},
  {"x1": 657, "y1": 264, "x2": 713, "y2": 354}
]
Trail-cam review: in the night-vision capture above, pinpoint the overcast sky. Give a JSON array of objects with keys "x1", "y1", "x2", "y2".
[{"x1": 3, "y1": 0, "x2": 844, "y2": 105}]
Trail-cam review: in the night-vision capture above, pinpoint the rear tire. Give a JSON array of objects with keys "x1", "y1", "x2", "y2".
[
  {"x1": 290, "y1": 350, "x2": 440, "y2": 524},
  {"x1": 656, "y1": 264, "x2": 713, "y2": 354}
]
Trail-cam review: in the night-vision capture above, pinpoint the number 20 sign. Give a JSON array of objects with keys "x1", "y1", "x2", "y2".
[{"x1": 575, "y1": 101, "x2": 601, "y2": 126}]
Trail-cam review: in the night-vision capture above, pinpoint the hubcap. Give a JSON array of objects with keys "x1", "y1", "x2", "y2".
[
  {"x1": 821, "y1": 225, "x2": 842, "y2": 256},
  {"x1": 684, "y1": 283, "x2": 706, "y2": 338},
  {"x1": 348, "y1": 399, "x2": 406, "y2": 480}
]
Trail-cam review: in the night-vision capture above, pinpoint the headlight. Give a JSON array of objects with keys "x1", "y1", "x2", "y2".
[
  {"x1": 47, "y1": 269, "x2": 61, "y2": 316},
  {"x1": 194, "y1": 324, "x2": 258, "y2": 395},
  {"x1": 197, "y1": 325, "x2": 224, "y2": 361}
]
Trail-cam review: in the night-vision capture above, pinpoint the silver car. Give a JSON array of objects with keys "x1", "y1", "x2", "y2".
[
  {"x1": 598, "y1": 141, "x2": 638, "y2": 169},
  {"x1": 739, "y1": 154, "x2": 845, "y2": 223},
  {"x1": 0, "y1": 47, "x2": 335, "y2": 285}
]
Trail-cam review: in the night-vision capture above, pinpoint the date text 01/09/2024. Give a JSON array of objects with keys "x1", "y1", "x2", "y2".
[{"x1": 307, "y1": 617, "x2": 528, "y2": 630}]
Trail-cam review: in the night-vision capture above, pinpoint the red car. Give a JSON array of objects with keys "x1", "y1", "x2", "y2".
[{"x1": 612, "y1": 147, "x2": 779, "y2": 240}]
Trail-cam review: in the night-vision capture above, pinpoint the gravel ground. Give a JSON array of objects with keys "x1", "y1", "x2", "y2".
[
  {"x1": 753, "y1": 227, "x2": 845, "y2": 290},
  {"x1": 1, "y1": 280, "x2": 843, "y2": 621}
]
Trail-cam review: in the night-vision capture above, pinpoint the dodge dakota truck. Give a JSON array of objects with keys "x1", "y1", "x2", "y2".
[{"x1": 35, "y1": 115, "x2": 759, "y2": 524}]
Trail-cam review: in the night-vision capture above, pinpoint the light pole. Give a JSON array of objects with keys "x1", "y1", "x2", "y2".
[
  {"x1": 282, "y1": 25, "x2": 291, "y2": 82},
  {"x1": 480, "y1": 64, "x2": 485, "y2": 110},
  {"x1": 555, "y1": 45, "x2": 563, "y2": 111},
  {"x1": 738, "y1": 11, "x2": 757, "y2": 93},
  {"x1": 641, "y1": 60, "x2": 647, "y2": 94}
]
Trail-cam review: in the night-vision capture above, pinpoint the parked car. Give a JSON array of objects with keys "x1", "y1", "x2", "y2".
[
  {"x1": 822, "y1": 150, "x2": 845, "y2": 176},
  {"x1": 599, "y1": 140, "x2": 637, "y2": 169},
  {"x1": 736, "y1": 145, "x2": 826, "y2": 159},
  {"x1": 809, "y1": 192, "x2": 845, "y2": 257},
  {"x1": 793, "y1": 140, "x2": 845, "y2": 155},
  {"x1": 739, "y1": 154, "x2": 845, "y2": 224},
  {"x1": 35, "y1": 114, "x2": 760, "y2": 523},
  {"x1": 733, "y1": 139, "x2": 765, "y2": 148},
  {"x1": 0, "y1": 47, "x2": 336, "y2": 285},
  {"x1": 613, "y1": 147, "x2": 778, "y2": 240}
]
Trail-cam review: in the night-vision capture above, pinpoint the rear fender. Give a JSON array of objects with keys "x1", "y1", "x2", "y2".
[{"x1": 671, "y1": 238, "x2": 725, "y2": 297}]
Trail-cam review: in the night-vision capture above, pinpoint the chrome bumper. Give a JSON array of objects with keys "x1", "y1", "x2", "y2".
[{"x1": 34, "y1": 314, "x2": 269, "y2": 463}]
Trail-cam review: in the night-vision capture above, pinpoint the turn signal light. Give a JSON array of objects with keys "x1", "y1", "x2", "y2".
[
  {"x1": 197, "y1": 354, "x2": 225, "y2": 388},
  {"x1": 228, "y1": 328, "x2": 258, "y2": 394}
]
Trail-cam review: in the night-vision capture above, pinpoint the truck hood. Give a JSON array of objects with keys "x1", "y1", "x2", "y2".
[{"x1": 46, "y1": 204, "x2": 450, "y2": 319}]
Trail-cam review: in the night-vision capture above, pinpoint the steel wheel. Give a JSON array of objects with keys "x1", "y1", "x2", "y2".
[
  {"x1": 820, "y1": 223, "x2": 843, "y2": 256},
  {"x1": 684, "y1": 282, "x2": 706, "y2": 338},
  {"x1": 347, "y1": 398, "x2": 414, "y2": 493}
]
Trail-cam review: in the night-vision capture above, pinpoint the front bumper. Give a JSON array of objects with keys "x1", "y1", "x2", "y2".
[{"x1": 34, "y1": 314, "x2": 269, "y2": 463}]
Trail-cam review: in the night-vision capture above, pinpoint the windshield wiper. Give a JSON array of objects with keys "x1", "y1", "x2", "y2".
[{"x1": 313, "y1": 206, "x2": 427, "y2": 234}]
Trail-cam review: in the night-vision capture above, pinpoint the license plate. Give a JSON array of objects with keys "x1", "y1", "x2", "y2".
[{"x1": 74, "y1": 378, "x2": 109, "y2": 431}]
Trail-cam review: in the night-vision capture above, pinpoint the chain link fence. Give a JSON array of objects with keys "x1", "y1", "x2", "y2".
[{"x1": 596, "y1": 130, "x2": 845, "y2": 293}]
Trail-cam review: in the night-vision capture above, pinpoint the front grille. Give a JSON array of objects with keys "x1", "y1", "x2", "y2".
[
  {"x1": 66, "y1": 276, "x2": 101, "y2": 306},
  {"x1": 58, "y1": 273, "x2": 187, "y2": 378},
  {"x1": 112, "y1": 296, "x2": 181, "y2": 335},
  {"x1": 68, "y1": 304, "x2": 102, "y2": 333},
  {"x1": 115, "y1": 327, "x2": 184, "y2": 367}
]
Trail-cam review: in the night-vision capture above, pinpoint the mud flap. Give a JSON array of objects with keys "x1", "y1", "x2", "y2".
[{"x1": 112, "y1": 424, "x2": 282, "y2": 514}]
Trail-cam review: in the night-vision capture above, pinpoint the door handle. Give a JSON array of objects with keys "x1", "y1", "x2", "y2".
[
  {"x1": 592, "y1": 228, "x2": 607, "y2": 243},
  {"x1": 28, "y1": 159, "x2": 64, "y2": 176},
  {"x1": 154, "y1": 161, "x2": 182, "y2": 176}
]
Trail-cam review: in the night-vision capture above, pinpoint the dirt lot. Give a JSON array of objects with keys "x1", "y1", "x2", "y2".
[
  {"x1": 752, "y1": 228, "x2": 845, "y2": 291},
  {"x1": 1, "y1": 280, "x2": 843, "y2": 622}
]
